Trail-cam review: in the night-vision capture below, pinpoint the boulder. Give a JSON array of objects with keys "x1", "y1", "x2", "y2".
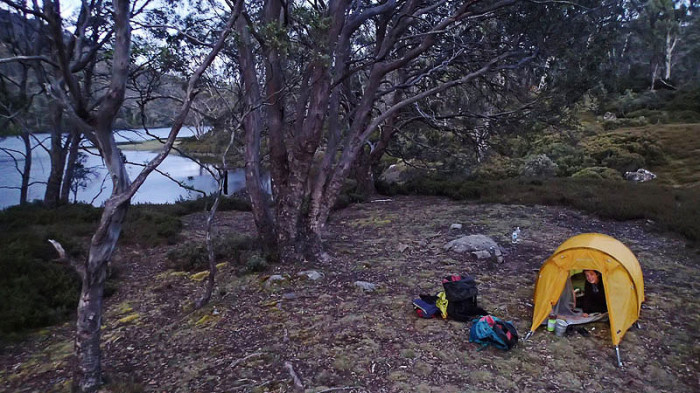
[
  {"x1": 444, "y1": 234, "x2": 499, "y2": 254},
  {"x1": 624, "y1": 168, "x2": 657, "y2": 182}
]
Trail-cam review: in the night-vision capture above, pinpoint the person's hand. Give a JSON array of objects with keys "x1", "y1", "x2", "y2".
[{"x1": 583, "y1": 313, "x2": 589, "y2": 317}]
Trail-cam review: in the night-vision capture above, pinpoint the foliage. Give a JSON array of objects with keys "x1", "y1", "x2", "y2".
[
  {"x1": 0, "y1": 205, "x2": 91, "y2": 334},
  {"x1": 166, "y1": 233, "x2": 258, "y2": 272},
  {"x1": 580, "y1": 132, "x2": 666, "y2": 173},
  {"x1": 472, "y1": 155, "x2": 521, "y2": 180},
  {"x1": 121, "y1": 208, "x2": 183, "y2": 246},
  {"x1": 571, "y1": 167, "x2": 624, "y2": 181},
  {"x1": 378, "y1": 176, "x2": 700, "y2": 245},
  {"x1": 520, "y1": 154, "x2": 558, "y2": 178}
]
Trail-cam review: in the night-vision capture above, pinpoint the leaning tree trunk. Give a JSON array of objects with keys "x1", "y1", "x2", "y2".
[
  {"x1": 60, "y1": 131, "x2": 81, "y2": 203},
  {"x1": 73, "y1": 136, "x2": 130, "y2": 393},
  {"x1": 44, "y1": 104, "x2": 67, "y2": 207},
  {"x1": 19, "y1": 131, "x2": 32, "y2": 205}
]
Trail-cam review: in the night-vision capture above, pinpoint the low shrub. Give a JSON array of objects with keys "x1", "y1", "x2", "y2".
[
  {"x1": 0, "y1": 235, "x2": 80, "y2": 334},
  {"x1": 571, "y1": 167, "x2": 623, "y2": 180},
  {"x1": 122, "y1": 208, "x2": 183, "y2": 246},
  {"x1": 472, "y1": 154, "x2": 521, "y2": 180},
  {"x1": 166, "y1": 233, "x2": 258, "y2": 272},
  {"x1": 245, "y1": 254, "x2": 268, "y2": 272},
  {"x1": 520, "y1": 154, "x2": 558, "y2": 178}
]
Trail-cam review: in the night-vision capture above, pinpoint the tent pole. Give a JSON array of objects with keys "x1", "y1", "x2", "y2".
[
  {"x1": 615, "y1": 346, "x2": 623, "y2": 368},
  {"x1": 524, "y1": 331, "x2": 534, "y2": 341}
]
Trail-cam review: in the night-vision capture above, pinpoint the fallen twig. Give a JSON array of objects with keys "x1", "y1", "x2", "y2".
[
  {"x1": 230, "y1": 352, "x2": 263, "y2": 368},
  {"x1": 284, "y1": 361, "x2": 304, "y2": 391},
  {"x1": 315, "y1": 387, "x2": 363, "y2": 393}
]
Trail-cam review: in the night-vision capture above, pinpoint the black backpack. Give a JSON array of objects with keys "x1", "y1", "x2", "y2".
[{"x1": 443, "y1": 275, "x2": 487, "y2": 322}]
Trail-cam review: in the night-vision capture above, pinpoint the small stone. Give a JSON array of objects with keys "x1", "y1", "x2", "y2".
[
  {"x1": 297, "y1": 270, "x2": 323, "y2": 281},
  {"x1": 282, "y1": 292, "x2": 297, "y2": 300},
  {"x1": 354, "y1": 281, "x2": 378, "y2": 292},
  {"x1": 450, "y1": 223, "x2": 462, "y2": 230},
  {"x1": 397, "y1": 243, "x2": 409, "y2": 252},
  {"x1": 265, "y1": 275, "x2": 286, "y2": 287}
]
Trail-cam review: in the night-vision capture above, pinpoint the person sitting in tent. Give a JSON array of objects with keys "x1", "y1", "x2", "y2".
[{"x1": 579, "y1": 270, "x2": 607, "y2": 316}]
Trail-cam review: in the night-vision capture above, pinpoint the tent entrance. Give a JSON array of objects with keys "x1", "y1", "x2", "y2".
[{"x1": 551, "y1": 271, "x2": 607, "y2": 325}]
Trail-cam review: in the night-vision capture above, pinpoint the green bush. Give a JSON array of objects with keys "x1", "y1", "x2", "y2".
[
  {"x1": 122, "y1": 208, "x2": 183, "y2": 246},
  {"x1": 571, "y1": 167, "x2": 623, "y2": 180},
  {"x1": 602, "y1": 117, "x2": 649, "y2": 130},
  {"x1": 580, "y1": 133, "x2": 666, "y2": 173},
  {"x1": 245, "y1": 254, "x2": 268, "y2": 272},
  {"x1": 0, "y1": 236, "x2": 80, "y2": 334},
  {"x1": 473, "y1": 154, "x2": 521, "y2": 180},
  {"x1": 627, "y1": 109, "x2": 669, "y2": 124},
  {"x1": 166, "y1": 233, "x2": 258, "y2": 272},
  {"x1": 520, "y1": 154, "x2": 558, "y2": 178}
]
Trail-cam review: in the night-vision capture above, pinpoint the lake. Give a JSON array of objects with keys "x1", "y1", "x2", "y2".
[{"x1": 0, "y1": 127, "x2": 265, "y2": 209}]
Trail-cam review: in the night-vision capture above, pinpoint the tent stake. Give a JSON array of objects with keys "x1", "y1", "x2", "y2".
[
  {"x1": 615, "y1": 346, "x2": 623, "y2": 368},
  {"x1": 524, "y1": 331, "x2": 534, "y2": 341}
]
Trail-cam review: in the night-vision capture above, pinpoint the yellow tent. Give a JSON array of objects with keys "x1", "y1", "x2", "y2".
[{"x1": 526, "y1": 233, "x2": 645, "y2": 365}]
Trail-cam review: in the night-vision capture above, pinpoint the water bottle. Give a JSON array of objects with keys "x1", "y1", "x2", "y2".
[{"x1": 511, "y1": 227, "x2": 521, "y2": 244}]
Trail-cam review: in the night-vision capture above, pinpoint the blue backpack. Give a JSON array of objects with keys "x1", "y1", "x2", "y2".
[{"x1": 469, "y1": 315, "x2": 519, "y2": 351}]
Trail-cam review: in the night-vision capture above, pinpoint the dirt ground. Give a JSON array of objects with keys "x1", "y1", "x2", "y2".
[{"x1": 1, "y1": 196, "x2": 698, "y2": 392}]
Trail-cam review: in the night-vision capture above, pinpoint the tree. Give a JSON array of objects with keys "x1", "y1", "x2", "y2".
[
  {"x1": 0, "y1": 1, "x2": 241, "y2": 391},
  {"x1": 0, "y1": 7, "x2": 49, "y2": 205},
  {"x1": 233, "y1": 0, "x2": 613, "y2": 263}
]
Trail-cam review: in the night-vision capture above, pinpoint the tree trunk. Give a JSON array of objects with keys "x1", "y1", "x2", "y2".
[
  {"x1": 236, "y1": 16, "x2": 277, "y2": 254},
  {"x1": 19, "y1": 131, "x2": 31, "y2": 205},
  {"x1": 73, "y1": 143, "x2": 130, "y2": 393},
  {"x1": 664, "y1": 28, "x2": 677, "y2": 82},
  {"x1": 195, "y1": 184, "x2": 221, "y2": 309},
  {"x1": 61, "y1": 131, "x2": 81, "y2": 203},
  {"x1": 349, "y1": 145, "x2": 375, "y2": 197},
  {"x1": 44, "y1": 104, "x2": 67, "y2": 207}
]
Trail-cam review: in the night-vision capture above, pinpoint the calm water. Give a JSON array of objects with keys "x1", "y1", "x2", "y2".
[{"x1": 0, "y1": 127, "x2": 263, "y2": 209}]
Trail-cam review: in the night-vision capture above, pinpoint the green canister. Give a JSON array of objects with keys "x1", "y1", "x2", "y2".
[{"x1": 547, "y1": 312, "x2": 556, "y2": 332}]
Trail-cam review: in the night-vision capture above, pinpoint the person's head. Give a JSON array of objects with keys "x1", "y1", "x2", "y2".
[{"x1": 584, "y1": 270, "x2": 600, "y2": 284}]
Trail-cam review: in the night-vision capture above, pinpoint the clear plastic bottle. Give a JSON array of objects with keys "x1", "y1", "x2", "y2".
[{"x1": 511, "y1": 227, "x2": 521, "y2": 244}]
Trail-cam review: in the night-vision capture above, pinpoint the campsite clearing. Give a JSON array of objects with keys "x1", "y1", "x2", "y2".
[{"x1": 1, "y1": 196, "x2": 698, "y2": 392}]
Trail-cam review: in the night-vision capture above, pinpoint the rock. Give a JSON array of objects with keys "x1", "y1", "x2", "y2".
[
  {"x1": 282, "y1": 292, "x2": 297, "y2": 300},
  {"x1": 354, "y1": 281, "x2": 378, "y2": 292},
  {"x1": 444, "y1": 234, "x2": 500, "y2": 254},
  {"x1": 297, "y1": 270, "x2": 324, "y2": 281},
  {"x1": 319, "y1": 252, "x2": 332, "y2": 263},
  {"x1": 603, "y1": 112, "x2": 617, "y2": 121},
  {"x1": 450, "y1": 223, "x2": 462, "y2": 230},
  {"x1": 624, "y1": 168, "x2": 657, "y2": 182},
  {"x1": 265, "y1": 274, "x2": 286, "y2": 287},
  {"x1": 471, "y1": 250, "x2": 491, "y2": 260}
]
